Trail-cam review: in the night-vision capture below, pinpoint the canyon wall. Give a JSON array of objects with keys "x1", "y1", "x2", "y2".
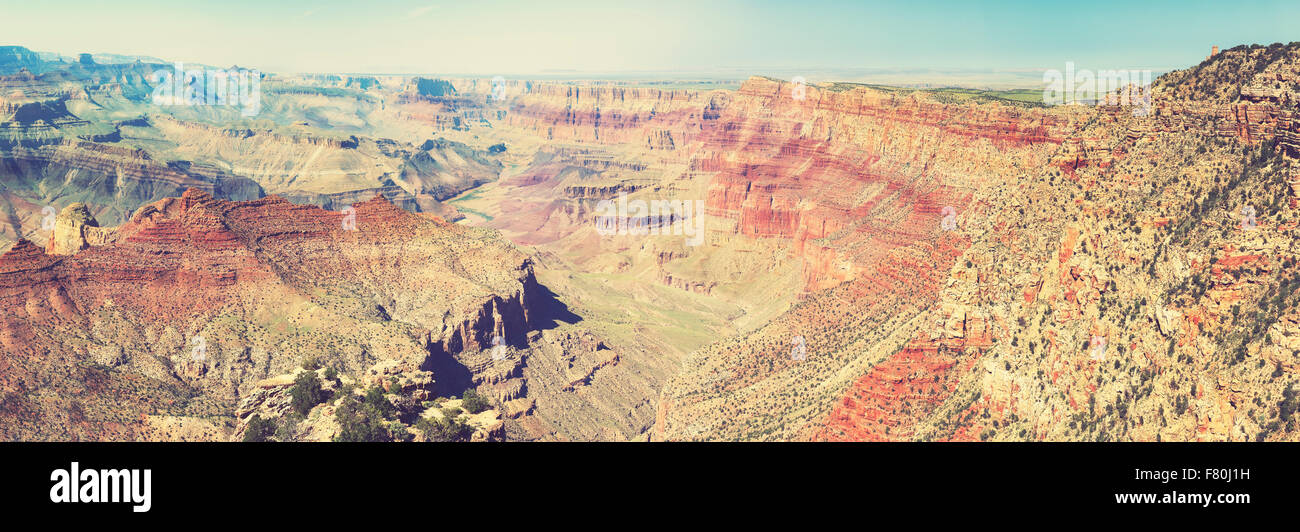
[
  {"x1": 654, "y1": 77, "x2": 1082, "y2": 440},
  {"x1": 0, "y1": 189, "x2": 540, "y2": 440}
]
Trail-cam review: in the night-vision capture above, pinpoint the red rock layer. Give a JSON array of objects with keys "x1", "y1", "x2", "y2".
[
  {"x1": 1, "y1": 139, "x2": 206, "y2": 190},
  {"x1": 1152, "y1": 101, "x2": 1294, "y2": 143},
  {"x1": 653, "y1": 78, "x2": 1088, "y2": 440},
  {"x1": 700, "y1": 77, "x2": 1074, "y2": 292},
  {"x1": 814, "y1": 342, "x2": 982, "y2": 441},
  {"x1": 504, "y1": 84, "x2": 712, "y2": 145},
  {"x1": 0, "y1": 188, "x2": 541, "y2": 440}
]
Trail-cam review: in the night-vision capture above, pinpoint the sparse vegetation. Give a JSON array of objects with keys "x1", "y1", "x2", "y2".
[
  {"x1": 334, "y1": 387, "x2": 402, "y2": 442},
  {"x1": 416, "y1": 414, "x2": 474, "y2": 442}
]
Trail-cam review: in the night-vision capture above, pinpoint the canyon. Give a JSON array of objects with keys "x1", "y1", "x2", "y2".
[{"x1": 2, "y1": 42, "x2": 1299, "y2": 442}]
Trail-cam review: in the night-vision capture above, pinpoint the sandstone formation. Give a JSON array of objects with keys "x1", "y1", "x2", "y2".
[{"x1": 46, "y1": 203, "x2": 113, "y2": 255}]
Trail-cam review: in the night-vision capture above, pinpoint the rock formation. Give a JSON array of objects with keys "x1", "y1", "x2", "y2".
[
  {"x1": 46, "y1": 203, "x2": 113, "y2": 255},
  {"x1": 0, "y1": 189, "x2": 549, "y2": 440}
]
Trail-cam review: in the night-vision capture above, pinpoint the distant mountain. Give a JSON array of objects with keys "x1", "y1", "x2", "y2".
[
  {"x1": 0, "y1": 46, "x2": 173, "y2": 75},
  {"x1": 33, "y1": 50, "x2": 168, "y2": 65},
  {"x1": 0, "y1": 45, "x2": 47, "y2": 74}
]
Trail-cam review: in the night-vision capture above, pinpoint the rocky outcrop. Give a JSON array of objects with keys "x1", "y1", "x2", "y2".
[
  {"x1": 0, "y1": 189, "x2": 547, "y2": 441},
  {"x1": 45, "y1": 203, "x2": 113, "y2": 255}
]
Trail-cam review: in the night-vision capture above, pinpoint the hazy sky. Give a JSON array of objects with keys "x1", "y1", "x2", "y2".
[{"x1": 2, "y1": 0, "x2": 1297, "y2": 75}]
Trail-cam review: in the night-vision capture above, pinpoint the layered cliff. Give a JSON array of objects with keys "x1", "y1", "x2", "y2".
[
  {"x1": 0, "y1": 189, "x2": 543, "y2": 440},
  {"x1": 650, "y1": 77, "x2": 1080, "y2": 440},
  {"x1": 0, "y1": 137, "x2": 250, "y2": 243},
  {"x1": 0, "y1": 104, "x2": 503, "y2": 247},
  {"x1": 657, "y1": 43, "x2": 1300, "y2": 442}
]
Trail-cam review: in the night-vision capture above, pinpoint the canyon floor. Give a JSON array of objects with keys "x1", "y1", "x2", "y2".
[{"x1": 2, "y1": 43, "x2": 1299, "y2": 442}]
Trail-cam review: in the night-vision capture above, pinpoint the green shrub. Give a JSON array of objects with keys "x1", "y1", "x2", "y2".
[
  {"x1": 290, "y1": 371, "x2": 325, "y2": 416},
  {"x1": 274, "y1": 412, "x2": 303, "y2": 442},
  {"x1": 1279, "y1": 385, "x2": 1299, "y2": 422},
  {"x1": 333, "y1": 383, "x2": 356, "y2": 404},
  {"x1": 334, "y1": 395, "x2": 391, "y2": 442},
  {"x1": 389, "y1": 421, "x2": 412, "y2": 442},
  {"x1": 242, "y1": 415, "x2": 276, "y2": 442},
  {"x1": 416, "y1": 415, "x2": 474, "y2": 442},
  {"x1": 363, "y1": 386, "x2": 396, "y2": 418},
  {"x1": 461, "y1": 389, "x2": 491, "y2": 414}
]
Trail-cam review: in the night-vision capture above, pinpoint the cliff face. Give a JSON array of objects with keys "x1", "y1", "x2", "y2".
[
  {"x1": 650, "y1": 78, "x2": 1082, "y2": 440},
  {"x1": 500, "y1": 84, "x2": 715, "y2": 146},
  {"x1": 405, "y1": 79, "x2": 724, "y2": 151},
  {"x1": 143, "y1": 117, "x2": 501, "y2": 203},
  {"x1": 0, "y1": 46, "x2": 47, "y2": 75},
  {"x1": 0, "y1": 137, "x2": 248, "y2": 242},
  {"x1": 0, "y1": 189, "x2": 543, "y2": 440},
  {"x1": 657, "y1": 43, "x2": 1300, "y2": 442},
  {"x1": 700, "y1": 77, "x2": 1076, "y2": 292}
]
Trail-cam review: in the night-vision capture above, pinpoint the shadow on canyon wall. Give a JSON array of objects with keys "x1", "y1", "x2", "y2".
[
  {"x1": 525, "y1": 281, "x2": 582, "y2": 336},
  {"x1": 421, "y1": 279, "x2": 582, "y2": 398}
]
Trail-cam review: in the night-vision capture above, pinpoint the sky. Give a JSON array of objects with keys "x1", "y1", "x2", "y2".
[{"x1": 2, "y1": 0, "x2": 1298, "y2": 76}]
